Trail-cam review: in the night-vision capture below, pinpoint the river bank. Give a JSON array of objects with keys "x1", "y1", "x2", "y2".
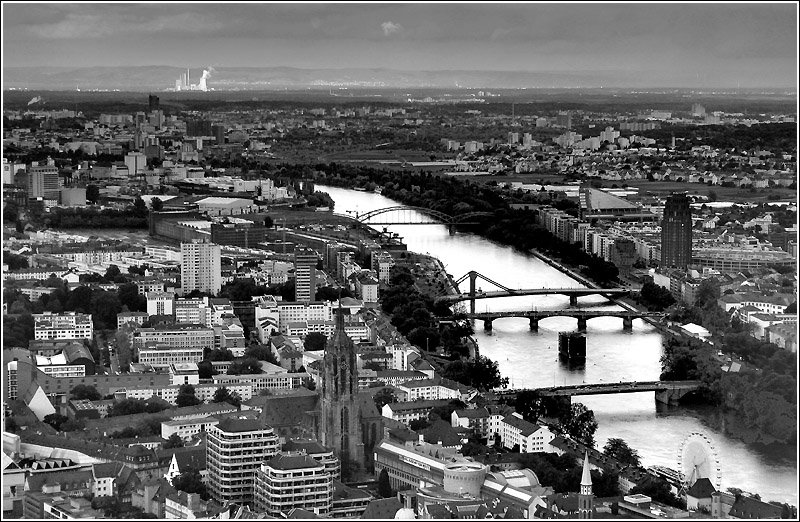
[{"x1": 316, "y1": 183, "x2": 798, "y2": 505}]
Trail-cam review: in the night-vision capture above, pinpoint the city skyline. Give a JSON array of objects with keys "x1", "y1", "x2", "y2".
[{"x1": 2, "y1": 1, "x2": 797, "y2": 89}]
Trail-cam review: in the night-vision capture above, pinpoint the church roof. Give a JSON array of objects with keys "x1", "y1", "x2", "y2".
[
  {"x1": 361, "y1": 498, "x2": 402, "y2": 519},
  {"x1": 686, "y1": 478, "x2": 716, "y2": 499}
]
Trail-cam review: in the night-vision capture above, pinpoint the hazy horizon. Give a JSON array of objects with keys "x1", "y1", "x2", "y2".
[{"x1": 2, "y1": 2, "x2": 797, "y2": 90}]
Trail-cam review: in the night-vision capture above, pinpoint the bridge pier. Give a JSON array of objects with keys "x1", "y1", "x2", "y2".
[
  {"x1": 655, "y1": 386, "x2": 693, "y2": 406},
  {"x1": 529, "y1": 318, "x2": 539, "y2": 332},
  {"x1": 569, "y1": 295, "x2": 578, "y2": 306},
  {"x1": 483, "y1": 319, "x2": 493, "y2": 332},
  {"x1": 622, "y1": 317, "x2": 633, "y2": 331},
  {"x1": 448, "y1": 224, "x2": 455, "y2": 236},
  {"x1": 468, "y1": 271, "x2": 477, "y2": 314},
  {"x1": 576, "y1": 317, "x2": 587, "y2": 331}
]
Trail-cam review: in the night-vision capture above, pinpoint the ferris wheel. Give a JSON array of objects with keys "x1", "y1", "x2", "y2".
[{"x1": 678, "y1": 432, "x2": 722, "y2": 492}]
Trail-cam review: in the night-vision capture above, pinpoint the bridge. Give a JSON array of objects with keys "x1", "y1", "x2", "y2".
[
  {"x1": 496, "y1": 380, "x2": 703, "y2": 406},
  {"x1": 338, "y1": 206, "x2": 493, "y2": 234},
  {"x1": 455, "y1": 310, "x2": 666, "y2": 332},
  {"x1": 435, "y1": 270, "x2": 631, "y2": 313}
]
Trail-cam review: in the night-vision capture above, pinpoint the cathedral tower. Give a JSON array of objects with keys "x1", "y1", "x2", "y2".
[
  {"x1": 579, "y1": 451, "x2": 594, "y2": 519},
  {"x1": 320, "y1": 306, "x2": 364, "y2": 478}
]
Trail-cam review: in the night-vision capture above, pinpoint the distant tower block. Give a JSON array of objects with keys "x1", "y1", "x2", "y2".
[{"x1": 661, "y1": 193, "x2": 692, "y2": 269}]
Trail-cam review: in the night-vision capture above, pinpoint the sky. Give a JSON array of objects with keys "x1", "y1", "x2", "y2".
[{"x1": 2, "y1": 2, "x2": 797, "y2": 88}]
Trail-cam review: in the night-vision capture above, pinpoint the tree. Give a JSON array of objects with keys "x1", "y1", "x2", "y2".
[
  {"x1": 171, "y1": 468, "x2": 210, "y2": 500},
  {"x1": 303, "y1": 332, "x2": 327, "y2": 351},
  {"x1": 104, "y1": 264, "x2": 123, "y2": 282},
  {"x1": 227, "y1": 357, "x2": 263, "y2": 375},
  {"x1": 244, "y1": 344, "x2": 279, "y2": 365},
  {"x1": 86, "y1": 184, "x2": 100, "y2": 204},
  {"x1": 43, "y1": 413, "x2": 69, "y2": 431},
  {"x1": 212, "y1": 387, "x2": 242, "y2": 408},
  {"x1": 163, "y1": 433, "x2": 184, "y2": 449},
  {"x1": 175, "y1": 384, "x2": 201, "y2": 407},
  {"x1": 197, "y1": 360, "x2": 217, "y2": 379},
  {"x1": 560, "y1": 403, "x2": 598, "y2": 447},
  {"x1": 151, "y1": 197, "x2": 163, "y2": 211},
  {"x1": 70, "y1": 384, "x2": 102, "y2": 401},
  {"x1": 378, "y1": 469, "x2": 393, "y2": 498},
  {"x1": 118, "y1": 283, "x2": 146, "y2": 312},
  {"x1": 373, "y1": 388, "x2": 398, "y2": 411},
  {"x1": 603, "y1": 438, "x2": 641, "y2": 467},
  {"x1": 442, "y1": 356, "x2": 509, "y2": 391}
]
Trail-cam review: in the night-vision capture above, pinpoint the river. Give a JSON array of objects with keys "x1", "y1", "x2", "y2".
[{"x1": 318, "y1": 184, "x2": 798, "y2": 506}]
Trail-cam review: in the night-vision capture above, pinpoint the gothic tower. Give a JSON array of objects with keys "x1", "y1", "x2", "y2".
[
  {"x1": 579, "y1": 451, "x2": 594, "y2": 519},
  {"x1": 320, "y1": 306, "x2": 364, "y2": 478}
]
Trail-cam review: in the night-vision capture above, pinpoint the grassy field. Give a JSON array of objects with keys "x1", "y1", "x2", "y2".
[{"x1": 465, "y1": 173, "x2": 795, "y2": 204}]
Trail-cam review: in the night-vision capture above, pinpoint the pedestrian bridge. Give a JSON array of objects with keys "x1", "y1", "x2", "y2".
[
  {"x1": 455, "y1": 309, "x2": 666, "y2": 331},
  {"x1": 496, "y1": 380, "x2": 703, "y2": 406}
]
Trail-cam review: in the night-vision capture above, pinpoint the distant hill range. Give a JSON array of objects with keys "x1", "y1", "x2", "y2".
[{"x1": 4, "y1": 65, "x2": 657, "y2": 91}]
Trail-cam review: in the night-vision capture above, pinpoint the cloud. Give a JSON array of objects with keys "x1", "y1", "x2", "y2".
[{"x1": 381, "y1": 21, "x2": 403, "y2": 36}]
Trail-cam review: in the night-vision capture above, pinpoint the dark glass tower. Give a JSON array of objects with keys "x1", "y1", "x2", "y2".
[{"x1": 661, "y1": 193, "x2": 692, "y2": 269}]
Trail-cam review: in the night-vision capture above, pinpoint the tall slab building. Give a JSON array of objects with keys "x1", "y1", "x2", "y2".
[
  {"x1": 660, "y1": 193, "x2": 692, "y2": 269},
  {"x1": 294, "y1": 248, "x2": 318, "y2": 302},
  {"x1": 180, "y1": 240, "x2": 222, "y2": 296}
]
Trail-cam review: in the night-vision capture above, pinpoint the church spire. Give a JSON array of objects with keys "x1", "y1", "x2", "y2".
[{"x1": 581, "y1": 451, "x2": 592, "y2": 487}]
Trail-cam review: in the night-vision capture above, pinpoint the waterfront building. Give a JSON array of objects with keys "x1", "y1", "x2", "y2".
[
  {"x1": 206, "y1": 417, "x2": 280, "y2": 505},
  {"x1": 661, "y1": 193, "x2": 692, "y2": 269},
  {"x1": 180, "y1": 240, "x2": 222, "y2": 296},
  {"x1": 294, "y1": 247, "x2": 318, "y2": 302}
]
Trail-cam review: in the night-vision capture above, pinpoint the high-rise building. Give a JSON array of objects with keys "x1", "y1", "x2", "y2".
[
  {"x1": 294, "y1": 248, "x2": 318, "y2": 302},
  {"x1": 206, "y1": 417, "x2": 280, "y2": 505},
  {"x1": 27, "y1": 165, "x2": 60, "y2": 200},
  {"x1": 148, "y1": 94, "x2": 160, "y2": 112},
  {"x1": 124, "y1": 152, "x2": 147, "y2": 175},
  {"x1": 320, "y1": 307, "x2": 364, "y2": 479},
  {"x1": 211, "y1": 124, "x2": 226, "y2": 144},
  {"x1": 186, "y1": 119, "x2": 212, "y2": 137},
  {"x1": 660, "y1": 193, "x2": 692, "y2": 269},
  {"x1": 254, "y1": 452, "x2": 334, "y2": 517},
  {"x1": 180, "y1": 240, "x2": 222, "y2": 296},
  {"x1": 578, "y1": 452, "x2": 594, "y2": 518}
]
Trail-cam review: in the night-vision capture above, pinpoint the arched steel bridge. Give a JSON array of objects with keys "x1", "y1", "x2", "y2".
[
  {"x1": 342, "y1": 206, "x2": 494, "y2": 226},
  {"x1": 434, "y1": 270, "x2": 631, "y2": 312},
  {"x1": 453, "y1": 309, "x2": 666, "y2": 331}
]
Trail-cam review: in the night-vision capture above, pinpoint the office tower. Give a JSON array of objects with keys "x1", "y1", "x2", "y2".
[
  {"x1": 148, "y1": 94, "x2": 160, "y2": 112},
  {"x1": 320, "y1": 307, "x2": 364, "y2": 478},
  {"x1": 180, "y1": 240, "x2": 222, "y2": 296},
  {"x1": 211, "y1": 124, "x2": 226, "y2": 144},
  {"x1": 254, "y1": 452, "x2": 334, "y2": 516},
  {"x1": 556, "y1": 111, "x2": 572, "y2": 129},
  {"x1": 27, "y1": 165, "x2": 60, "y2": 200},
  {"x1": 660, "y1": 193, "x2": 692, "y2": 269},
  {"x1": 186, "y1": 119, "x2": 212, "y2": 137},
  {"x1": 294, "y1": 248, "x2": 318, "y2": 302},
  {"x1": 206, "y1": 418, "x2": 279, "y2": 505},
  {"x1": 124, "y1": 152, "x2": 147, "y2": 174}
]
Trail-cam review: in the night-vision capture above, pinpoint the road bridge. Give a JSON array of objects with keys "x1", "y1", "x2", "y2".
[
  {"x1": 336, "y1": 206, "x2": 493, "y2": 234},
  {"x1": 496, "y1": 380, "x2": 703, "y2": 406},
  {"x1": 455, "y1": 309, "x2": 666, "y2": 332},
  {"x1": 434, "y1": 271, "x2": 631, "y2": 312}
]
